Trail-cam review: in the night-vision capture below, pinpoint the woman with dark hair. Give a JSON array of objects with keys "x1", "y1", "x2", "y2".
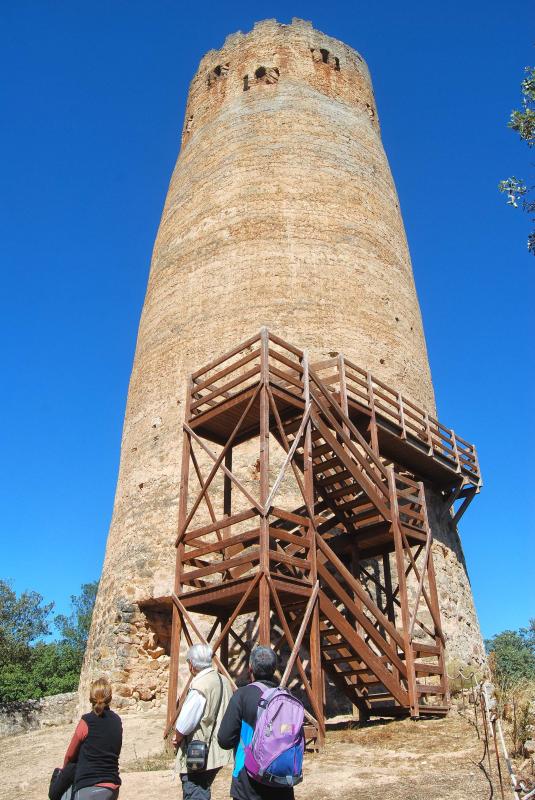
[{"x1": 61, "y1": 676, "x2": 122, "y2": 799}]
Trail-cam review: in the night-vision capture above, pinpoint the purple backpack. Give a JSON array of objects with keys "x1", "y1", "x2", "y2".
[{"x1": 244, "y1": 683, "x2": 305, "y2": 787}]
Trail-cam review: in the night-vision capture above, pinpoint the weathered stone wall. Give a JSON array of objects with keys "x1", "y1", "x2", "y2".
[
  {"x1": 80, "y1": 17, "x2": 485, "y2": 712},
  {"x1": 0, "y1": 692, "x2": 77, "y2": 738}
]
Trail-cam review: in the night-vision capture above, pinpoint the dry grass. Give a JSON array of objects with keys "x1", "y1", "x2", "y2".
[{"x1": 122, "y1": 749, "x2": 174, "y2": 772}]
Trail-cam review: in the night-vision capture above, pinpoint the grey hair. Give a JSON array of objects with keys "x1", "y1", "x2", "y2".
[
  {"x1": 249, "y1": 646, "x2": 277, "y2": 679},
  {"x1": 186, "y1": 643, "x2": 213, "y2": 671}
]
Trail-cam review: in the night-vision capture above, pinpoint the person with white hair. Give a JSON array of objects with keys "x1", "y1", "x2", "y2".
[{"x1": 172, "y1": 643, "x2": 233, "y2": 799}]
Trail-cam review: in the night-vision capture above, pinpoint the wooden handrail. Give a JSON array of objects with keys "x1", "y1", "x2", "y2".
[
  {"x1": 317, "y1": 358, "x2": 480, "y2": 483},
  {"x1": 191, "y1": 331, "x2": 261, "y2": 380}
]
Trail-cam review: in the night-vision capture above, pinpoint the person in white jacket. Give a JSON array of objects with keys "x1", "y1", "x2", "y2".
[{"x1": 172, "y1": 644, "x2": 233, "y2": 800}]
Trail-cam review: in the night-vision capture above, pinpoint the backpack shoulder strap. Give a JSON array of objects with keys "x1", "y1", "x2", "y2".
[{"x1": 251, "y1": 682, "x2": 279, "y2": 723}]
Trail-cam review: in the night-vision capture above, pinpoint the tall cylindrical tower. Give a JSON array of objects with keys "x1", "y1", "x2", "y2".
[{"x1": 80, "y1": 18, "x2": 484, "y2": 712}]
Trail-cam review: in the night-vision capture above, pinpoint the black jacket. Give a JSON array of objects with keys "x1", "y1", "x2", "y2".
[
  {"x1": 218, "y1": 680, "x2": 294, "y2": 800},
  {"x1": 74, "y1": 709, "x2": 122, "y2": 791}
]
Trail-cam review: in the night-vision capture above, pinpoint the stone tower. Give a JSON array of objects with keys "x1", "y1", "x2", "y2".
[{"x1": 80, "y1": 18, "x2": 485, "y2": 712}]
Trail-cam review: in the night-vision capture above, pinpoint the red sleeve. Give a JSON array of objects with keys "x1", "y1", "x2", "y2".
[{"x1": 63, "y1": 719, "x2": 88, "y2": 767}]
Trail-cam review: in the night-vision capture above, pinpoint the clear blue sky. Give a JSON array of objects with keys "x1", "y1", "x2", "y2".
[{"x1": 1, "y1": 1, "x2": 533, "y2": 640}]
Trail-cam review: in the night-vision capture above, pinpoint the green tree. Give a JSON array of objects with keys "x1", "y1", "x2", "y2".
[
  {"x1": 0, "y1": 580, "x2": 55, "y2": 702},
  {"x1": 0, "y1": 580, "x2": 98, "y2": 702},
  {"x1": 485, "y1": 628, "x2": 535, "y2": 690},
  {"x1": 0, "y1": 580, "x2": 53, "y2": 667},
  {"x1": 54, "y1": 580, "x2": 98, "y2": 659},
  {"x1": 499, "y1": 66, "x2": 535, "y2": 254},
  {"x1": 520, "y1": 618, "x2": 535, "y2": 652}
]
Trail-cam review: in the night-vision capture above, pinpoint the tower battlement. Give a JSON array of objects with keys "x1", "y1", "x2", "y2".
[{"x1": 182, "y1": 18, "x2": 378, "y2": 146}]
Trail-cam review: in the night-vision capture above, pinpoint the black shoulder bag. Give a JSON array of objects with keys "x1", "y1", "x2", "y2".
[
  {"x1": 48, "y1": 761, "x2": 76, "y2": 800},
  {"x1": 185, "y1": 673, "x2": 223, "y2": 772}
]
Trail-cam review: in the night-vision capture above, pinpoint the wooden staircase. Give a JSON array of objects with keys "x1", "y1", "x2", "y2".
[
  {"x1": 166, "y1": 331, "x2": 471, "y2": 739},
  {"x1": 277, "y1": 366, "x2": 449, "y2": 718}
]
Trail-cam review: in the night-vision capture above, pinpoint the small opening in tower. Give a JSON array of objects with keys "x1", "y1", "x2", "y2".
[
  {"x1": 243, "y1": 75, "x2": 249, "y2": 91},
  {"x1": 207, "y1": 63, "x2": 229, "y2": 87},
  {"x1": 253, "y1": 66, "x2": 280, "y2": 86},
  {"x1": 320, "y1": 48, "x2": 329, "y2": 63},
  {"x1": 334, "y1": 56, "x2": 340, "y2": 71}
]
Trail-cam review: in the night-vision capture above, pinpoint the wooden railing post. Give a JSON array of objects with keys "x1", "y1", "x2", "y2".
[
  {"x1": 424, "y1": 412, "x2": 433, "y2": 456},
  {"x1": 473, "y1": 444, "x2": 482, "y2": 487},
  {"x1": 450, "y1": 429, "x2": 462, "y2": 473},
  {"x1": 398, "y1": 392, "x2": 407, "y2": 439},
  {"x1": 223, "y1": 448, "x2": 232, "y2": 560},
  {"x1": 382, "y1": 551, "x2": 399, "y2": 686},
  {"x1": 366, "y1": 372, "x2": 380, "y2": 455},
  {"x1": 338, "y1": 354, "x2": 349, "y2": 427}
]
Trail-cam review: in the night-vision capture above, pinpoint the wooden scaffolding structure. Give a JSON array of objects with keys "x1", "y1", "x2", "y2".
[{"x1": 165, "y1": 330, "x2": 481, "y2": 743}]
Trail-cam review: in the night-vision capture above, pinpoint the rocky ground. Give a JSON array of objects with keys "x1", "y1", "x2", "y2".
[{"x1": 0, "y1": 706, "x2": 517, "y2": 800}]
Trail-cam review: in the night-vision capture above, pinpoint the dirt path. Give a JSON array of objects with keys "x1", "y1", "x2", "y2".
[{"x1": 0, "y1": 708, "x2": 491, "y2": 800}]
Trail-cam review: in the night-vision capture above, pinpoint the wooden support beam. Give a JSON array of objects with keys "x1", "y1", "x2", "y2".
[
  {"x1": 280, "y1": 581, "x2": 320, "y2": 688},
  {"x1": 171, "y1": 594, "x2": 237, "y2": 690},
  {"x1": 408, "y1": 486, "x2": 433, "y2": 640},
  {"x1": 420, "y1": 490, "x2": 450, "y2": 704},
  {"x1": 399, "y1": 524, "x2": 444, "y2": 643},
  {"x1": 264, "y1": 403, "x2": 311, "y2": 513},
  {"x1": 267, "y1": 386, "x2": 313, "y2": 520},
  {"x1": 302, "y1": 351, "x2": 324, "y2": 743},
  {"x1": 223, "y1": 447, "x2": 232, "y2": 561},
  {"x1": 388, "y1": 466, "x2": 418, "y2": 717},
  {"x1": 266, "y1": 575, "x2": 322, "y2": 727},
  {"x1": 179, "y1": 384, "x2": 262, "y2": 539},
  {"x1": 211, "y1": 573, "x2": 262, "y2": 655},
  {"x1": 259, "y1": 329, "x2": 270, "y2": 645},
  {"x1": 185, "y1": 423, "x2": 263, "y2": 516},
  {"x1": 453, "y1": 487, "x2": 477, "y2": 524},
  {"x1": 167, "y1": 380, "x2": 192, "y2": 729}
]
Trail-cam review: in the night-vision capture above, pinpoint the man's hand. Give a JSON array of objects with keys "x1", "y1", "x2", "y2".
[{"x1": 172, "y1": 730, "x2": 185, "y2": 751}]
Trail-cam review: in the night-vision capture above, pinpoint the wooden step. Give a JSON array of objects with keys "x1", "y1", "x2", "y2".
[
  {"x1": 417, "y1": 682, "x2": 447, "y2": 695},
  {"x1": 412, "y1": 643, "x2": 440, "y2": 657},
  {"x1": 317, "y1": 470, "x2": 353, "y2": 488},
  {"x1": 334, "y1": 495, "x2": 369, "y2": 513},
  {"x1": 366, "y1": 693, "x2": 396, "y2": 703},
  {"x1": 323, "y1": 654, "x2": 364, "y2": 665},
  {"x1": 315, "y1": 455, "x2": 342, "y2": 471},
  {"x1": 311, "y1": 443, "x2": 333, "y2": 458},
  {"x1": 321, "y1": 484, "x2": 360, "y2": 501},
  {"x1": 414, "y1": 662, "x2": 443, "y2": 676},
  {"x1": 417, "y1": 705, "x2": 449, "y2": 716}
]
